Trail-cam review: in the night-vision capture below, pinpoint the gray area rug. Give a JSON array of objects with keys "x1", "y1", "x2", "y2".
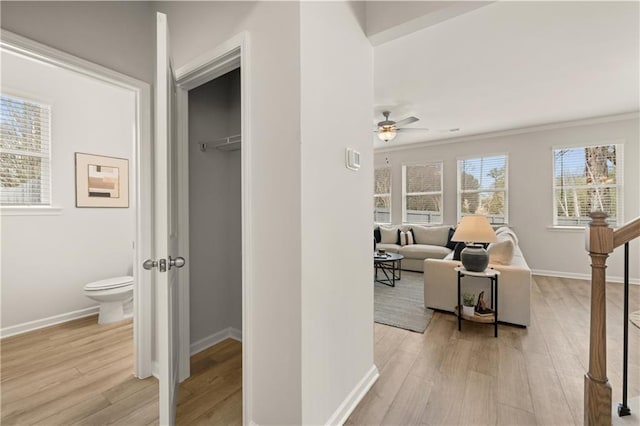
[{"x1": 374, "y1": 270, "x2": 433, "y2": 333}]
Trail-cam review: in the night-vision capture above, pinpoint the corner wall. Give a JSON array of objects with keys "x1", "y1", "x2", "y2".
[
  {"x1": 375, "y1": 116, "x2": 640, "y2": 282},
  {"x1": 300, "y1": 2, "x2": 375, "y2": 424}
]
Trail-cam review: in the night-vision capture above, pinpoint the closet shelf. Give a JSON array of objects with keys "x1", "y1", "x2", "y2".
[{"x1": 200, "y1": 134, "x2": 241, "y2": 152}]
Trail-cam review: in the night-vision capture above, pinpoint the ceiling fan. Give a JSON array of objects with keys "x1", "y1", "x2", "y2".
[{"x1": 375, "y1": 111, "x2": 459, "y2": 142}]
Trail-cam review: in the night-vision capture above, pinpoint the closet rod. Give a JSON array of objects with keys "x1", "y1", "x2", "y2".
[{"x1": 200, "y1": 134, "x2": 241, "y2": 152}]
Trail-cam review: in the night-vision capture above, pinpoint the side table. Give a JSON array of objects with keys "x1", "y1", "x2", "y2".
[{"x1": 455, "y1": 266, "x2": 500, "y2": 337}]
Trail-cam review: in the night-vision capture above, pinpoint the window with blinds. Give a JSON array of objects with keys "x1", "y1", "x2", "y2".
[
  {"x1": 458, "y1": 154, "x2": 508, "y2": 224},
  {"x1": 0, "y1": 95, "x2": 51, "y2": 206},
  {"x1": 402, "y1": 162, "x2": 443, "y2": 224},
  {"x1": 553, "y1": 144, "x2": 621, "y2": 227},
  {"x1": 374, "y1": 167, "x2": 391, "y2": 223}
]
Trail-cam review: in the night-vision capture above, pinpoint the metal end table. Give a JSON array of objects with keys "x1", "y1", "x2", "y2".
[{"x1": 455, "y1": 266, "x2": 500, "y2": 337}]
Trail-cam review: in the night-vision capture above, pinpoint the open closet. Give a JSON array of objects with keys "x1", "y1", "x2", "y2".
[{"x1": 187, "y1": 67, "x2": 242, "y2": 358}]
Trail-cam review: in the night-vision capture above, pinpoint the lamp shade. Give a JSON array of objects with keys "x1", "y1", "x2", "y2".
[{"x1": 451, "y1": 215, "x2": 497, "y2": 243}]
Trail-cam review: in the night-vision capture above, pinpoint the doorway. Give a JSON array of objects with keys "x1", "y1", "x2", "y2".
[{"x1": 172, "y1": 34, "x2": 248, "y2": 423}]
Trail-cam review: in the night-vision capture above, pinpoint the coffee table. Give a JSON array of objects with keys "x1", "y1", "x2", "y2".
[{"x1": 374, "y1": 252, "x2": 404, "y2": 287}]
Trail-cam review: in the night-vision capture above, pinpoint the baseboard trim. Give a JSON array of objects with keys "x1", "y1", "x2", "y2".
[
  {"x1": 151, "y1": 327, "x2": 242, "y2": 380},
  {"x1": 0, "y1": 306, "x2": 99, "y2": 339},
  {"x1": 190, "y1": 327, "x2": 242, "y2": 356},
  {"x1": 325, "y1": 364, "x2": 379, "y2": 426},
  {"x1": 532, "y1": 269, "x2": 640, "y2": 285}
]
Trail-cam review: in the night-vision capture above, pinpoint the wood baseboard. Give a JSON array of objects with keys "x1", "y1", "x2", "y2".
[
  {"x1": 0, "y1": 306, "x2": 99, "y2": 338},
  {"x1": 532, "y1": 269, "x2": 640, "y2": 285},
  {"x1": 324, "y1": 365, "x2": 379, "y2": 426}
]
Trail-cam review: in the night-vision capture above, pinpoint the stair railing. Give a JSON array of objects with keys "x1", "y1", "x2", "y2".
[{"x1": 584, "y1": 212, "x2": 640, "y2": 425}]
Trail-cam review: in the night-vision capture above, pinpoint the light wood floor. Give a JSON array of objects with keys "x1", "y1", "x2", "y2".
[
  {"x1": 0, "y1": 316, "x2": 242, "y2": 425},
  {"x1": 347, "y1": 275, "x2": 640, "y2": 425},
  {"x1": 1, "y1": 275, "x2": 637, "y2": 425}
]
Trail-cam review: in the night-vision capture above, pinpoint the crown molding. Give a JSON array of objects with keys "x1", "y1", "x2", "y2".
[{"x1": 374, "y1": 111, "x2": 640, "y2": 154}]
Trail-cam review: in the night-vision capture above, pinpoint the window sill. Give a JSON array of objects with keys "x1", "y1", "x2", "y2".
[
  {"x1": 547, "y1": 225, "x2": 587, "y2": 232},
  {"x1": 1, "y1": 206, "x2": 63, "y2": 216}
]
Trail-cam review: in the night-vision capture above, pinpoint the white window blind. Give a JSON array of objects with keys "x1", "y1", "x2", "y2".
[
  {"x1": 0, "y1": 95, "x2": 51, "y2": 206},
  {"x1": 458, "y1": 154, "x2": 508, "y2": 224},
  {"x1": 553, "y1": 144, "x2": 621, "y2": 227},
  {"x1": 402, "y1": 162, "x2": 443, "y2": 224},
  {"x1": 374, "y1": 167, "x2": 391, "y2": 223}
]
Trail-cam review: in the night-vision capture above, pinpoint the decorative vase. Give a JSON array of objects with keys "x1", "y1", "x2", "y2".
[
  {"x1": 460, "y1": 244, "x2": 489, "y2": 272},
  {"x1": 462, "y1": 305, "x2": 475, "y2": 317}
]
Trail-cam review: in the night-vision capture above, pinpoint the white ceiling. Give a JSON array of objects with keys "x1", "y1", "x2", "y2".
[{"x1": 373, "y1": 1, "x2": 640, "y2": 148}]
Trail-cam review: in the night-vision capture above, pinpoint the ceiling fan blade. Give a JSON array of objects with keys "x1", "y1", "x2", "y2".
[
  {"x1": 393, "y1": 116, "x2": 419, "y2": 127},
  {"x1": 397, "y1": 127, "x2": 430, "y2": 132}
]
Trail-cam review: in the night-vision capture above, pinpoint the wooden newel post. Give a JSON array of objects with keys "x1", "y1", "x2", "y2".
[{"x1": 584, "y1": 211, "x2": 614, "y2": 425}]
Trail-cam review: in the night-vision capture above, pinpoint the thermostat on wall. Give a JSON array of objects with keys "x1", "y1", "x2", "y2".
[{"x1": 346, "y1": 148, "x2": 361, "y2": 171}]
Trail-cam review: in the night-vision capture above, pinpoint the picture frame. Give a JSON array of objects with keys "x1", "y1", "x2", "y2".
[{"x1": 75, "y1": 152, "x2": 129, "y2": 208}]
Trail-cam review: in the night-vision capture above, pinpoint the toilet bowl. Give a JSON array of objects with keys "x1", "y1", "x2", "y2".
[{"x1": 84, "y1": 276, "x2": 134, "y2": 324}]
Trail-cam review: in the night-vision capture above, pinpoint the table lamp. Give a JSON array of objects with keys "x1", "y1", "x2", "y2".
[{"x1": 451, "y1": 215, "x2": 497, "y2": 272}]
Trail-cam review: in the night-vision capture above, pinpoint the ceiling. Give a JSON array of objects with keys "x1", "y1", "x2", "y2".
[{"x1": 373, "y1": 1, "x2": 640, "y2": 148}]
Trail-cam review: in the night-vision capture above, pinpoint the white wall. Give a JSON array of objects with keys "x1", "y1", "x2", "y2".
[
  {"x1": 154, "y1": 2, "x2": 303, "y2": 424},
  {"x1": 375, "y1": 116, "x2": 640, "y2": 282},
  {"x1": 0, "y1": 1, "x2": 154, "y2": 83},
  {"x1": 300, "y1": 2, "x2": 374, "y2": 424},
  {"x1": 188, "y1": 69, "x2": 241, "y2": 344},
  {"x1": 1, "y1": 50, "x2": 136, "y2": 330}
]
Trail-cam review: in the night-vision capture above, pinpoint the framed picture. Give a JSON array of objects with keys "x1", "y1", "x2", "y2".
[{"x1": 75, "y1": 153, "x2": 129, "y2": 208}]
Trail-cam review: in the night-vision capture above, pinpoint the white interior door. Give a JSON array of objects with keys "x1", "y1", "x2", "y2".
[{"x1": 154, "y1": 11, "x2": 182, "y2": 426}]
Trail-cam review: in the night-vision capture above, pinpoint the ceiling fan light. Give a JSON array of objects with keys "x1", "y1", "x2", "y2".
[{"x1": 378, "y1": 128, "x2": 397, "y2": 142}]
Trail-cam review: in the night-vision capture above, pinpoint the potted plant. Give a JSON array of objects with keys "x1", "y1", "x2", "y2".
[{"x1": 462, "y1": 292, "x2": 475, "y2": 317}]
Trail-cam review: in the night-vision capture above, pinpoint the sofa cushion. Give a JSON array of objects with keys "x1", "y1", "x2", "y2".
[
  {"x1": 488, "y1": 236, "x2": 515, "y2": 265},
  {"x1": 380, "y1": 227, "x2": 398, "y2": 244},
  {"x1": 411, "y1": 225, "x2": 450, "y2": 246},
  {"x1": 495, "y1": 226, "x2": 519, "y2": 245},
  {"x1": 376, "y1": 243, "x2": 400, "y2": 253},
  {"x1": 400, "y1": 244, "x2": 451, "y2": 260}
]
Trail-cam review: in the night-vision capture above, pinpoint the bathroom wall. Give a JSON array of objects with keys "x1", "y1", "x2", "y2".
[
  {"x1": 188, "y1": 69, "x2": 242, "y2": 345},
  {"x1": 1, "y1": 50, "x2": 136, "y2": 335}
]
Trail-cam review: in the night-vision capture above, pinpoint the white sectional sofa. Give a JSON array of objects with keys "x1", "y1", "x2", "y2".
[
  {"x1": 423, "y1": 227, "x2": 531, "y2": 327},
  {"x1": 375, "y1": 224, "x2": 454, "y2": 272}
]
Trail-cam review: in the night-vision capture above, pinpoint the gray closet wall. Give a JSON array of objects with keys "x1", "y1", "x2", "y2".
[{"x1": 188, "y1": 69, "x2": 242, "y2": 344}]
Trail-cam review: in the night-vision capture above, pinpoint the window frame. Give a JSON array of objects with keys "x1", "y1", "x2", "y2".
[
  {"x1": 0, "y1": 92, "x2": 53, "y2": 209},
  {"x1": 374, "y1": 166, "x2": 392, "y2": 225},
  {"x1": 457, "y1": 153, "x2": 509, "y2": 224},
  {"x1": 401, "y1": 161, "x2": 444, "y2": 224},
  {"x1": 551, "y1": 141, "x2": 623, "y2": 228}
]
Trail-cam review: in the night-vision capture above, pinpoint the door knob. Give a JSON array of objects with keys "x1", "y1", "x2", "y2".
[
  {"x1": 143, "y1": 259, "x2": 158, "y2": 270},
  {"x1": 169, "y1": 256, "x2": 185, "y2": 270},
  {"x1": 143, "y1": 258, "x2": 167, "y2": 272}
]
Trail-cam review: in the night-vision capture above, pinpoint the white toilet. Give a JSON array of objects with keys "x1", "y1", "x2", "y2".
[{"x1": 84, "y1": 276, "x2": 134, "y2": 324}]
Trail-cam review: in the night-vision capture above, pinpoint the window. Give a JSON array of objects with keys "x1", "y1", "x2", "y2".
[
  {"x1": 1, "y1": 94, "x2": 51, "y2": 206},
  {"x1": 553, "y1": 144, "x2": 622, "y2": 227},
  {"x1": 374, "y1": 167, "x2": 391, "y2": 223},
  {"x1": 402, "y1": 162, "x2": 443, "y2": 224},
  {"x1": 458, "y1": 154, "x2": 508, "y2": 224}
]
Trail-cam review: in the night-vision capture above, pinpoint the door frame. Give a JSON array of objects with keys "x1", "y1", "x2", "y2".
[
  {"x1": 0, "y1": 30, "x2": 154, "y2": 378},
  {"x1": 173, "y1": 31, "x2": 251, "y2": 421}
]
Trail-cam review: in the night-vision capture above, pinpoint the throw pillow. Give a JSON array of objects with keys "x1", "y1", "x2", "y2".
[
  {"x1": 407, "y1": 229, "x2": 414, "y2": 245},
  {"x1": 380, "y1": 227, "x2": 397, "y2": 244},
  {"x1": 446, "y1": 227, "x2": 457, "y2": 250},
  {"x1": 453, "y1": 242, "x2": 466, "y2": 261},
  {"x1": 411, "y1": 225, "x2": 450, "y2": 246},
  {"x1": 373, "y1": 227, "x2": 381, "y2": 243},
  {"x1": 488, "y1": 238, "x2": 514, "y2": 265},
  {"x1": 399, "y1": 230, "x2": 415, "y2": 246}
]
